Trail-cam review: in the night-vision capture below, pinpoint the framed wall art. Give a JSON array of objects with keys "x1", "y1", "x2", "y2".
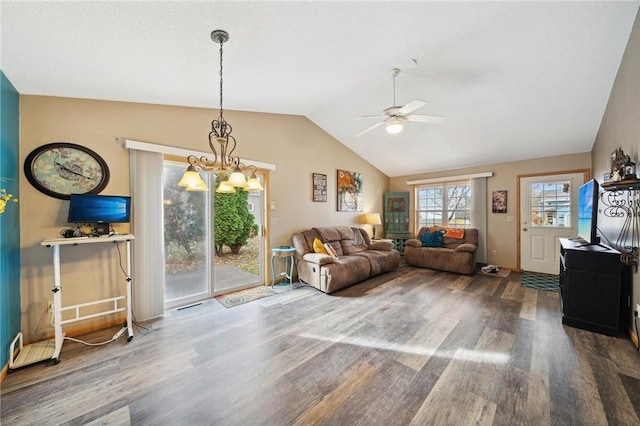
[
  {"x1": 312, "y1": 173, "x2": 327, "y2": 202},
  {"x1": 492, "y1": 190, "x2": 507, "y2": 213},
  {"x1": 337, "y1": 169, "x2": 363, "y2": 212}
]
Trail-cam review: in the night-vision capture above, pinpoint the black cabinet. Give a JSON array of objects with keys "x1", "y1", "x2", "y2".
[{"x1": 559, "y1": 238, "x2": 632, "y2": 336}]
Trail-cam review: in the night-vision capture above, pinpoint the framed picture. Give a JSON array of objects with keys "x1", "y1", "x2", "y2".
[
  {"x1": 312, "y1": 173, "x2": 327, "y2": 202},
  {"x1": 337, "y1": 169, "x2": 363, "y2": 212},
  {"x1": 387, "y1": 197, "x2": 406, "y2": 212},
  {"x1": 492, "y1": 190, "x2": 507, "y2": 213}
]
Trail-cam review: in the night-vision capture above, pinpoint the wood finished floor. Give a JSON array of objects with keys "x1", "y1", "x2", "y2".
[{"x1": 2, "y1": 266, "x2": 640, "y2": 426}]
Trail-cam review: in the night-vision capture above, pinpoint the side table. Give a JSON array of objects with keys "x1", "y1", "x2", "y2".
[{"x1": 271, "y1": 246, "x2": 296, "y2": 290}]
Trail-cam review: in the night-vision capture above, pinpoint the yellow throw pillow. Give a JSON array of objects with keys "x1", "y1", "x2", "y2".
[{"x1": 313, "y1": 238, "x2": 328, "y2": 254}]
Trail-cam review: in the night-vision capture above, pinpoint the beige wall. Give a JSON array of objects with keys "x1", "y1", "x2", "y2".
[
  {"x1": 19, "y1": 95, "x2": 388, "y2": 341},
  {"x1": 390, "y1": 152, "x2": 592, "y2": 269},
  {"x1": 592, "y1": 11, "x2": 640, "y2": 328}
]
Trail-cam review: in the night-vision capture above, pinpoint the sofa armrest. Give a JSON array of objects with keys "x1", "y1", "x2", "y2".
[
  {"x1": 369, "y1": 241, "x2": 394, "y2": 251},
  {"x1": 302, "y1": 253, "x2": 336, "y2": 265},
  {"x1": 454, "y1": 243, "x2": 477, "y2": 253},
  {"x1": 405, "y1": 239, "x2": 422, "y2": 248}
]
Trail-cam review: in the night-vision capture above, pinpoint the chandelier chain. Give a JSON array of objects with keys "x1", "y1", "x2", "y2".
[{"x1": 218, "y1": 38, "x2": 224, "y2": 119}]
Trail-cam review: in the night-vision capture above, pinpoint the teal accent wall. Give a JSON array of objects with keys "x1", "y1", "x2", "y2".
[{"x1": 1, "y1": 70, "x2": 21, "y2": 369}]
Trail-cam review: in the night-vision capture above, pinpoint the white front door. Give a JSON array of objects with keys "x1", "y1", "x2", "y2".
[{"x1": 519, "y1": 172, "x2": 585, "y2": 274}]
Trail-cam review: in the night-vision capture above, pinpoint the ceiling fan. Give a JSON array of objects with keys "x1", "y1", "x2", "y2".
[{"x1": 355, "y1": 68, "x2": 444, "y2": 137}]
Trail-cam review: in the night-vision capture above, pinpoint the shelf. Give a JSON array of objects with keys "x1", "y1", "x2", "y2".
[
  {"x1": 601, "y1": 180, "x2": 640, "y2": 191},
  {"x1": 599, "y1": 184, "x2": 640, "y2": 270}
]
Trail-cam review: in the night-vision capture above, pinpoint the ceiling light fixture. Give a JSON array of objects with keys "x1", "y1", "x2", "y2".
[
  {"x1": 385, "y1": 119, "x2": 404, "y2": 134},
  {"x1": 178, "y1": 29, "x2": 264, "y2": 193}
]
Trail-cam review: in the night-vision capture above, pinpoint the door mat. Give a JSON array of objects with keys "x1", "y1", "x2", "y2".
[
  {"x1": 521, "y1": 272, "x2": 559, "y2": 292},
  {"x1": 215, "y1": 286, "x2": 276, "y2": 308}
]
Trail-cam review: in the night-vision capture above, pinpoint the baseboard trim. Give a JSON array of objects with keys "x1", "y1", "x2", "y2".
[{"x1": 1, "y1": 361, "x2": 8, "y2": 382}]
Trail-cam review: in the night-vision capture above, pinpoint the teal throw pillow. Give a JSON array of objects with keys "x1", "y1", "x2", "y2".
[{"x1": 420, "y1": 231, "x2": 445, "y2": 248}]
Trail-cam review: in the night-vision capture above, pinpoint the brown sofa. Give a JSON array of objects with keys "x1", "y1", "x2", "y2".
[
  {"x1": 404, "y1": 227, "x2": 478, "y2": 274},
  {"x1": 292, "y1": 226, "x2": 400, "y2": 293}
]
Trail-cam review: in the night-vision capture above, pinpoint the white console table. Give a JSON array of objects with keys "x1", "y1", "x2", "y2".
[{"x1": 10, "y1": 234, "x2": 135, "y2": 368}]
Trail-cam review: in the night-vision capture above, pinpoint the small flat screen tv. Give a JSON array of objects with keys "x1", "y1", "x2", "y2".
[
  {"x1": 68, "y1": 194, "x2": 131, "y2": 225},
  {"x1": 576, "y1": 179, "x2": 599, "y2": 245}
]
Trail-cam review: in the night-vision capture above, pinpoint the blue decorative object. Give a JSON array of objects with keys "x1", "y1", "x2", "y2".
[{"x1": 420, "y1": 231, "x2": 445, "y2": 248}]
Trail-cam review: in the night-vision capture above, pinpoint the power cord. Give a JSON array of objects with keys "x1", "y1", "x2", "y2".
[
  {"x1": 65, "y1": 326, "x2": 126, "y2": 346},
  {"x1": 131, "y1": 311, "x2": 150, "y2": 336},
  {"x1": 50, "y1": 309, "x2": 128, "y2": 346}
]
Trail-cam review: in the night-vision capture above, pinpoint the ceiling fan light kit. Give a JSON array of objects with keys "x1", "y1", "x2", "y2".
[
  {"x1": 356, "y1": 68, "x2": 444, "y2": 137},
  {"x1": 385, "y1": 119, "x2": 404, "y2": 134}
]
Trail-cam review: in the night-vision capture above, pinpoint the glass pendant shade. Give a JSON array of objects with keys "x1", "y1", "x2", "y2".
[
  {"x1": 385, "y1": 119, "x2": 404, "y2": 134},
  {"x1": 186, "y1": 179, "x2": 209, "y2": 191},
  {"x1": 227, "y1": 167, "x2": 248, "y2": 188},
  {"x1": 178, "y1": 166, "x2": 208, "y2": 191},
  {"x1": 216, "y1": 180, "x2": 236, "y2": 193},
  {"x1": 246, "y1": 172, "x2": 264, "y2": 191}
]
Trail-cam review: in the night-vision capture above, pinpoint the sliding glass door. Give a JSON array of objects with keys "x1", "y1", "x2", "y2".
[
  {"x1": 163, "y1": 161, "x2": 213, "y2": 309},
  {"x1": 212, "y1": 174, "x2": 264, "y2": 293},
  {"x1": 162, "y1": 161, "x2": 265, "y2": 308}
]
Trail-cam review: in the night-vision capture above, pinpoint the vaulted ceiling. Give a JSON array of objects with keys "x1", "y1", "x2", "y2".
[{"x1": 2, "y1": 1, "x2": 638, "y2": 176}]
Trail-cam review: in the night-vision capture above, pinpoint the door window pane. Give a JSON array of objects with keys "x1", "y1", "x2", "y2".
[{"x1": 530, "y1": 180, "x2": 571, "y2": 227}]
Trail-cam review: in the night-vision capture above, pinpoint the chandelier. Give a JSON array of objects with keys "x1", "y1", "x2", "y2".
[{"x1": 178, "y1": 29, "x2": 264, "y2": 193}]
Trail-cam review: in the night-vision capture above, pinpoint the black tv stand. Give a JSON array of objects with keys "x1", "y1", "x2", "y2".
[
  {"x1": 559, "y1": 238, "x2": 632, "y2": 336},
  {"x1": 575, "y1": 242, "x2": 607, "y2": 249},
  {"x1": 575, "y1": 236, "x2": 603, "y2": 247}
]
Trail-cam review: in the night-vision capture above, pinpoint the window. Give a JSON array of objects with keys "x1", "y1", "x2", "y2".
[
  {"x1": 529, "y1": 180, "x2": 571, "y2": 227},
  {"x1": 416, "y1": 181, "x2": 471, "y2": 230}
]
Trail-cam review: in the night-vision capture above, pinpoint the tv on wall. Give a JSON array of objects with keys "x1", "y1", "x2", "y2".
[{"x1": 576, "y1": 179, "x2": 600, "y2": 245}]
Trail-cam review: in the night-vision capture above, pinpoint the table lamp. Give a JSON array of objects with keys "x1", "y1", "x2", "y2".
[{"x1": 365, "y1": 213, "x2": 382, "y2": 239}]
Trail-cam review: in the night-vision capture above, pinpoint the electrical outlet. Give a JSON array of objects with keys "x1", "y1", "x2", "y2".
[{"x1": 47, "y1": 301, "x2": 54, "y2": 313}]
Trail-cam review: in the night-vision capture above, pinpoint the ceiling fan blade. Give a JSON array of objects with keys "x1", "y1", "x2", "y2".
[
  {"x1": 397, "y1": 100, "x2": 427, "y2": 115},
  {"x1": 405, "y1": 114, "x2": 445, "y2": 124},
  {"x1": 356, "y1": 115, "x2": 387, "y2": 120},
  {"x1": 355, "y1": 121, "x2": 384, "y2": 137}
]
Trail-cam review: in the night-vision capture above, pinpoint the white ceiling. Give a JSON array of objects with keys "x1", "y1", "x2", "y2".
[{"x1": 2, "y1": 1, "x2": 638, "y2": 177}]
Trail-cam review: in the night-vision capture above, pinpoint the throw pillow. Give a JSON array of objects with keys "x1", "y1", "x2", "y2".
[
  {"x1": 324, "y1": 242, "x2": 339, "y2": 258},
  {"x1": 430, "y1": 226, "x2": 465, "y2": 239},
  {"x1": 420, "y1": 231, "x2": 445, "y2": 248},
  {"x1": 313, "y1": 238, "x2": 327, "y2": 254}
]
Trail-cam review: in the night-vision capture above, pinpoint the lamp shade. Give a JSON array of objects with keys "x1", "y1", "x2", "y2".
[
  {"x1": 246, "y1": 172, "x2": 264, "y2": 191},
  {"x1": 178, "y1": 166, "x2": 209, "y2": 191},
  {"x1": 365, "y1": 213, "x2": 382, "y2": 225},
  {"x1": 185, "y1": 178, "x2": 209, "y2": 191},
  {"x1": 227, "y1": 167, "x2": 248, "y2": 188},
  {"x1": 216, "y1": 180, "x2": 236, "y2": 193}
]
